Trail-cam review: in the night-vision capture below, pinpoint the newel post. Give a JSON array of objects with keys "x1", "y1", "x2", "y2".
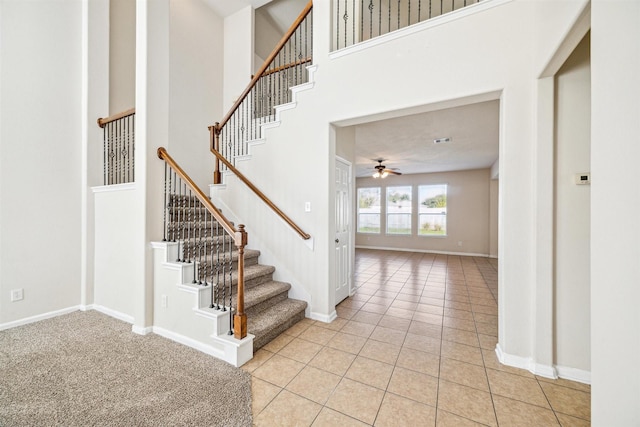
[
  {"x1": 210, "y1": 122, "x2": 222, "y2": 184},
  {"x1": 233, "y1": 224, "x2": 248, "y2": 339}
]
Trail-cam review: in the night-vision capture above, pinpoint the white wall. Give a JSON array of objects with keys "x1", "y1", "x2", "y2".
[
  {"x1": 355, "y1": 169, "x2": 493, "y2": 256},
  {"x1": 223, "y1": 6, "x2": 253, "y2": 111},
  {"x1": 93, "y1": 186, "x2": 138, "y2": 319},
  {"x1": 591, "y1": 1, "x2": 640, "y2": 424},
  {"x1": 0, "y1": 0, "x2": 82, "y2": 324},
  {"x1": 554, "y1": 33, "x2": 590, "y2": 375},
  {"x1": 110, "y1": 0, "x2": 136, "y2": 114},
  {"x1": 169, "y1": 0, "x2": 224, "y2": 189},
  {"x1": 489, "y1": 179, "x2": 498, "y2": 258},
  {"x1": 212, "y1": 0, "x2": 591, "y2": 354}
]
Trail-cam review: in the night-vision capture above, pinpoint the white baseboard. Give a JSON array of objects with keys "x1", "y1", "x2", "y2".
[
  {"x1": 355, "y1": 245, "x2": 490, "y2": 258},
  {"x1": 496, "y1": 344, "x2": 591, "y2": 384},
  {"x1": 89, "y1": 304, "x2": 135, "y2": 324},
  {"x1": 0, "y1": 305, "x2": 81, "y2": 331},
  {"x1": 131, "y1": 325, "x2": 153, "y2": 335},
  {"x1": 310, "y1": 310, "x2": 337, "y2": 323},
  {"x1": 556, "y1": 365, "x2": 591, "y2": 384},
  {"x1": 496, "y1": 344, "x2": 558, "y2": 378}
]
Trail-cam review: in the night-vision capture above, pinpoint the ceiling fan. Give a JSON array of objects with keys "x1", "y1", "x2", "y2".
[{"x1": 372, "y1": 159, "x2": 402, "y2": 178}]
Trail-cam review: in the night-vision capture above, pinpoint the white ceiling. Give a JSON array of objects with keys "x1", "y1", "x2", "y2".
[
  {"x1": 202, "y1": 0, "x2": 273, "y2": 18},
  {"x1": 353, "y1": 100, "x2": 500, "y2": 177}
]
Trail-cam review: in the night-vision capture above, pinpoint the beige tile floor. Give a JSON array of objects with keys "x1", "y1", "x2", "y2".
[{"x1": 244, "y1": 249, "x2": 591, "y2": 426}]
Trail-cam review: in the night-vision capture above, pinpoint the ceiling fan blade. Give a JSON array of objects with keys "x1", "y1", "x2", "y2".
[{"x1": 384, "y1": 169, "x2": 402, "y2": 175}]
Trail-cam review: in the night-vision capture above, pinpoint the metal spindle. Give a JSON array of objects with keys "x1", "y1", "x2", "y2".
[
  {"x1": 227, "y1": 237, "x2": 234, "y2": 334},
  {"x1": 201, "y1": 209, "x2": 206, "y2": 284},
  {"x1": 162, "y1": 162, "x2": 167, "y2": 241},
  {"x1": 187, "y1": 190, "x2": 192, "y2": 263}
]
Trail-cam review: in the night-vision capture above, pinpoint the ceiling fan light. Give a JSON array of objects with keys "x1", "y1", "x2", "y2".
[
  {"x1": 373, "y1": 171, "x2": 380, "y2": 178},
  {"x1": 381, "y1": 171, "x2": 389, "y2": 178}
]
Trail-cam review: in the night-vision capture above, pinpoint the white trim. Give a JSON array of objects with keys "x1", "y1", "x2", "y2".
[
  {"x1": 356, "y1": 245, "x2": 490, "y2": 258},
  {"x1": 496, "y1": 344, "x2": 558, "y2": 379},
  {"x1": 150, "y1": 241, "x2": 169, "y2": 250},
  {"x1": 310, "y1": 310, "x2": 337, "y2": 324},
  {"x1": 92, "y1": 304, "x2": 135, "y2": 324},
  {"x1": 131, "y1": 325, "x2": 153, "y2": 335},
  {"x1": 495, "y1": 344, "x2": 591, "y2": 384},
  {"x1": 329, "y1": 0, "x2": 514, "y2": 59},
  {"x1": 556, "y1": 365, "x2": 591, "y2": 385},
  {"x1": 152, "y1": 326, "x2": 225, "y2": 359},
  {"x1": 0, "y1": 306, "x2": 81, "y2": 331},
  {"x1": 91, "y1": 182, "x2": 136, "y2": 193}
]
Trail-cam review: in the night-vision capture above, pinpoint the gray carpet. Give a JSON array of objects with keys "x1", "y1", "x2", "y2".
[{"x1": 0, "y1": 310, "x2": 252, "y2": 426}]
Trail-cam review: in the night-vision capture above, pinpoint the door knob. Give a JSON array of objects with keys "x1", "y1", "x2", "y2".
[{"x1": 335, "y1": 239, "x2": 339, "y2": 243}]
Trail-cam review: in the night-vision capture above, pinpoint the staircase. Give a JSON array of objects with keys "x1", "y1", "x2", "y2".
[
  {"x1": 152, "y1": 193, "x2": 307, "y2": 366},
  {"x1": 177, "y1": 208, "x2": 308, "y2": 350}
]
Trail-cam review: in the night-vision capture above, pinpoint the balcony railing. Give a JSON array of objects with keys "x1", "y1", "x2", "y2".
[
  {"x1": 333, "y1": 0, "x2": 482, "y2": 50},
  {"x1": 97, "y1": 108, "x2": 135, "y2": 185}
]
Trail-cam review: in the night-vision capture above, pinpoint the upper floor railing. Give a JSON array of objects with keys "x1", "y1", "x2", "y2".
[
  {"x1": 333, "y1": 0, "x2": 483, "y2": 50},
  {"x1": 97, "y1": 108, "x2": 135, "y2": 185}
]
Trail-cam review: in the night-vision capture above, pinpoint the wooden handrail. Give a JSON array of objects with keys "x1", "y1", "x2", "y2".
[
  {"x1": 217, "y1": 0, "x2": 312, "y2": 130},
  {"x1": 209, "y1": 128, "x2": 311, "y2": 240},
  {"x1": 257, "y1": 57, "x2": 312, "y2": 78},
  {"x1": 97, "y1": 108, "x2": 135, "y2": 128},
  {"x1": 157, "y1": 147, "x2": 243, "y2": 246}
]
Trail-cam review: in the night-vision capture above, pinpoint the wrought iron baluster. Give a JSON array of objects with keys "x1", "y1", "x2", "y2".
[
  {"x1": 162, "y1": 162, "x2": 167, "y2": 241},
  {"x1": 351, "y1": 0, "x2": 355, "y2": 46},
  {"x1": 108, "y1": 122, "x2": 114, "y2": 184},
  {"x1": 170, "y1": 170, "x2": 176, "y2": 241},
  {"x1": 336, "y1": 0, "x2": 340, "y2": 50},
  {"x1": 201, "y1": 209, "x2": 207, "y2": 285},
  {"x1": 221, "y1": 222, "x2": 227, "y2": 312},
  {"x1": 343, "y1": 0, "x2": 348, "y2": 49},
  {"x1": 228, "y1": 234, "x2": 233, "y2": 335},
  {"x1": 187, "y1": 190, "x2": 193, "y2": 263},
  {"x1": 130, "y1": 115, "x2": 135, "y2": 182}
]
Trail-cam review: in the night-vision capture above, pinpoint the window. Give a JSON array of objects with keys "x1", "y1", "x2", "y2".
[
  {"x1": 357, "y1": 187, "x2": 381, "y2": 233},
  {"x1": 418, "y1": 184, "x2": 447, "y2": 236},
  {"x1": 386, "y1": 186, "x2": 412, "y2": 235}
]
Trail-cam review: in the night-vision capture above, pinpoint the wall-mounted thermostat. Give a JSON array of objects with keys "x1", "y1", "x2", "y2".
[{"x1": 574, "y1": 173, "x2": 591, "y2": 185}]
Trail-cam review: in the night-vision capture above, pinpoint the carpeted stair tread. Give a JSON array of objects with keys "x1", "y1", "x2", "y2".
[
  {"x1": 194, "y1": 262, "x2": 275, "y2": 288},
  {"x1": 249, "y1": 299, "x2": 307, "y2": 351},
  {"x1": 244, "y1": 281, "x2": 291, "y2": 315}
]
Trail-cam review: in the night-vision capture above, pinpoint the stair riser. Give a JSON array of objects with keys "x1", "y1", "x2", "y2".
[
  {"x1": 180, "y1": 247, "x2": 259, "y2": 267},
  {"x1": 252, "y1": 308, "x2": 306, "y2": 351},
  {"x1": 245, "y1": 291, "x2": 289, "y2": 317},
  {"x1": 192, "y1": 267, "x2": 274, "y2": 290}
]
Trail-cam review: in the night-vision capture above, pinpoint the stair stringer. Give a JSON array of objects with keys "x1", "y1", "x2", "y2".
[
  {"x1": 150, "y1": 241, "x2": 254, "y2": 367},
  {"x1": 209, "y1": 67, "x2": 328, "y2": 320},
  {"x1": 218, "y1": 65, "x2": 318, "y2": 168}
]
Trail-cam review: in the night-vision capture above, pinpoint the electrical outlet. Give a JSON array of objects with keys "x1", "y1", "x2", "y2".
[
  {"x1": 161, "y1": 295, "x2": 168, "y2": 308},
  {"x1": 11, "y1": 288, "x2": 24, "y2": 302},
  {"x1": 457, "y1": 241, "x2": 463, "y2": 247}
]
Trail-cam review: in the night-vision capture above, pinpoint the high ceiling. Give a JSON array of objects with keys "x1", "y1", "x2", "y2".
[
  {"x1": 202, "y1": 1, "x2": 499, "y2": 179},
  {"x1": 202, "y1": 0, "x2": 273, "y2": 18},
  {"x1": 353, "y1": 100, "x2": 500, "y2": 178}
]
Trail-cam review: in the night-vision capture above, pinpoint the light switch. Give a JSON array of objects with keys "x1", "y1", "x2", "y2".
[{"x1": 305, "y1": 202, "x2": 311, "y2": 212}]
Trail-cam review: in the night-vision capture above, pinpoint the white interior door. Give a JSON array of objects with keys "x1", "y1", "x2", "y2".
[{"x1": 335, "y1": 157, "x2": 351, "y2": 304}]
